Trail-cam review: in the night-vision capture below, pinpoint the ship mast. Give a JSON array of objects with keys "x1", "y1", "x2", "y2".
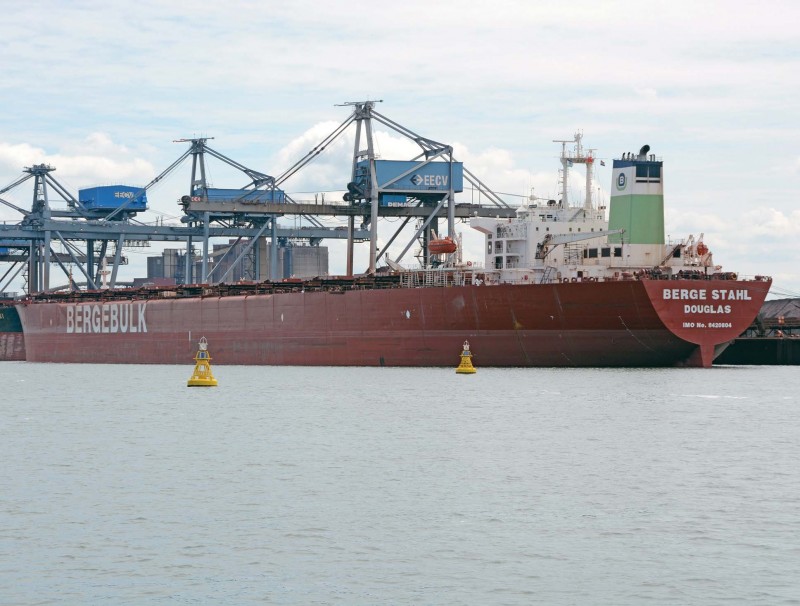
[{"x1": 553, "y1": 132, "x2": 594, "y2": 210}]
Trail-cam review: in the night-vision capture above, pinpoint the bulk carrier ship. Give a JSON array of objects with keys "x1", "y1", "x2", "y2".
[{"x1": 14, "y1": 134, "x2": 770, "y2": 368}]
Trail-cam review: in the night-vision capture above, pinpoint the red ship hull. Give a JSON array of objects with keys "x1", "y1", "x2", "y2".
[{"x1": 15, "y1": 278, "x2": 770, "y2": 368}]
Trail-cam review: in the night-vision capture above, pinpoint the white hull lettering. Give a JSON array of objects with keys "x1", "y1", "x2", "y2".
[
  {"x1": 683, "y1": 304, "x2": 732, "y2": 314},
  {"x1": 663, "y1": 288, "x2": 752, "y2": 302},
  {"x1": 120, "y1": 304, "x2": 129, "y2": 332},
  {"x1": 711, "y1": 289, "x2": 752, "y2": 301},
  {"x1": 138, "y1": 304, "x2": 147, "y2": 333},
  {"x1": 664, "y1": 288, "x2": 707, "y2": 301},
  {"x1": 65, "y1": 303, "x2": 148, "y2": 334}
]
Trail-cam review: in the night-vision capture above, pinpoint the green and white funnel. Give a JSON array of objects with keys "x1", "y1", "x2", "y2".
[{"x1": 608, "y1": 145, "x2": 664, "y2": 244}]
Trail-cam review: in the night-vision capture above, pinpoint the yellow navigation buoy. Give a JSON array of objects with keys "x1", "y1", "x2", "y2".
[
  {"x1": 455, "y1": 340, "x2": 476, "y2": 374},
  {"x1": 187, "y1": 336, "x2": 218, "y2": 387}
]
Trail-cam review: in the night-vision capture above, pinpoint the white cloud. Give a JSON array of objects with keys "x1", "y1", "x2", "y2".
[
  {"x1": 0, "y1": 134, "x2": 154, "y2": 187},
  {"x1": 634, "y1": 88, "x2": 659, "y2": 101},
  {"x1": 668, "y1": 207, "x2": 800, "y2": 245},
  {"x1": 740, "y1": 208, "x2": 800, "y2": 238},
  {"x1": 0, "y1": 135, "x2": 156, "y2": 223}
]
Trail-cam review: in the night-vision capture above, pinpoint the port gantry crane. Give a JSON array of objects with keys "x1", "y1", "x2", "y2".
[
  {"x1": 0, "y1": 139, "x2": 368, "y2": 294},
  {"x1": 184, "y1": 101, "x2": 515, "y2": 273},
  {"x1": 0, "y1": 103, "x2": 516, "y2": 295}
]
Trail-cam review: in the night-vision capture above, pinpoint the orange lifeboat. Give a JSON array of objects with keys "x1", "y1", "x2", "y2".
[
  {"x1": 428, "y1": 237, "x2": 457, "y2": 255},
  {"x1": 696, "y1": 242, "x2": 709, "y2": 256}
]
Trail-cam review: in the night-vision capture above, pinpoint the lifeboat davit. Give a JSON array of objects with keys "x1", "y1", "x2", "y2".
[{"x1": 428, "y1": 237, "x2": 457, "y2": 255}]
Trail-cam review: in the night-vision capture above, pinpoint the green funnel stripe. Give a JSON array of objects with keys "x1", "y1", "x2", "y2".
[{"x1": 608, "y1": 194, "x2": 664, "y2": 244}]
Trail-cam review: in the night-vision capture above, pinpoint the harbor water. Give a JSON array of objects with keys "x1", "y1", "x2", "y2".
[{"x1": 1, "y1": 363, "x2": 799, "y2": 605}]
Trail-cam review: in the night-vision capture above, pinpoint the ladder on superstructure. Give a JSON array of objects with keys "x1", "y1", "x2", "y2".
[{"x1": 540, "y1": 266, "x2": 557, "y2": 284}]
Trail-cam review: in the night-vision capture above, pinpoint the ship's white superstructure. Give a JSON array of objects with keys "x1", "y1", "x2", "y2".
[{"x1": 470, "y1": 137, "x2": 719, "y2": 284}]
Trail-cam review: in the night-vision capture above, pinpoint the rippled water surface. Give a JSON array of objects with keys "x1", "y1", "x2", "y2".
[{"x1": 2, "y1": 362, "x2": 799, "y2": 605}]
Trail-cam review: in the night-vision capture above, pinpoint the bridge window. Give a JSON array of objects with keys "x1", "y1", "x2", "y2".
[
  {"x1": 614, "y1": 247, "x2": 623, "y2": 257},
  {"x1": 601, "y1": 248, "x2": 611, "y2": 258}
]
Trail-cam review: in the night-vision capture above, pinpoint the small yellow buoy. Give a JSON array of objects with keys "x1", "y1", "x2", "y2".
[
  {"x1": 455, "y1": 340, "x2": 476, "y2": 374},
  {"x1": 187, "y1": 336, "x2": 218, "y2": 387}
]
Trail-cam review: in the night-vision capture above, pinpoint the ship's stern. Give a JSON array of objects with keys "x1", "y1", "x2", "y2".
[{"x1": 642, "y1": 278, "x2": 772, "y2": 367}]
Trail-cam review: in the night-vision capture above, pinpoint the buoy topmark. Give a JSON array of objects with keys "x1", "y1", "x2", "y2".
[
  {"x1": 187, "y1": 336, "x2": 218, "y2": 387},
  {"x1": 455, "y1": 340, "x2": 476, "y2": 374}
]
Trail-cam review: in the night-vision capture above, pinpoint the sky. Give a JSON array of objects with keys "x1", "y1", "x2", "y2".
[{"x1": 1, "y1": 0, "x2": 799, "y2": 296}]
